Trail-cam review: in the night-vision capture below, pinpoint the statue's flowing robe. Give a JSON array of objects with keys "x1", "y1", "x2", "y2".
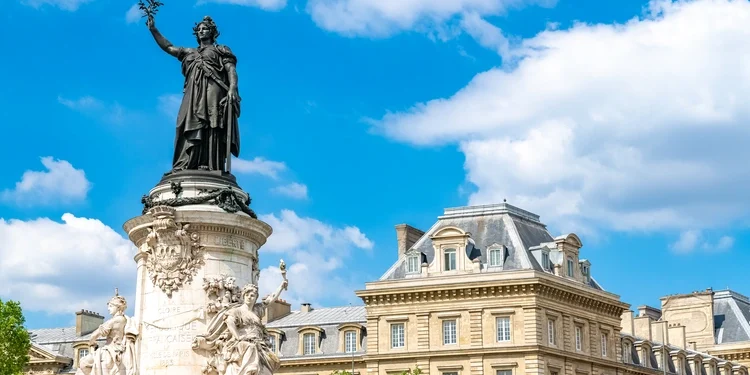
[
  {"x1": 76, "y1": 316, "x2": 138, "y2": 375},
  {"x1": 193, "y1": 303, "x2": 280, "y2": 375},
  {"x1": 173, "y1": 44, "x2": 241, "y2": 171}
]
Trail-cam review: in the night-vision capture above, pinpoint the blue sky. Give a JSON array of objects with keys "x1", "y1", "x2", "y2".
[{"x1": 2, "y1": 0, "x2": 750, "y2": 329}]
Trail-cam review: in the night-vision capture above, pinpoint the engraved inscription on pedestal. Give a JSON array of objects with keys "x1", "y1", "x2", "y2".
[
  {"x1": 142, "y1": 304, "x2": 203, "y2": 368},
  {"x1": 142, "y1": 206, "x2": 205, "y2": 297},
  {"x1": 212, "y1": 235, "x2": 247, "y2": 250}
]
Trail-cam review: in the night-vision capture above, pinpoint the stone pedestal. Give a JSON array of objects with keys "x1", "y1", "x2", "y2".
[{"x1": 123, "y1": 172, "x2": 272, "y2": 375}]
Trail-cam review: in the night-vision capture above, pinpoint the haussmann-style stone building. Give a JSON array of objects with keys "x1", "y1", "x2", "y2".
[{"x1": 24, "y1": 203, "x2": 750, "y2": 375}]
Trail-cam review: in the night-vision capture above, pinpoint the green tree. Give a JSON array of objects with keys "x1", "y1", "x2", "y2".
[
  {"x1": 400, "y1": 367, "x2": 422, "y2": 375},
  {"x1": 0, "y1": 299, "x2": 31, "y2": 375}
]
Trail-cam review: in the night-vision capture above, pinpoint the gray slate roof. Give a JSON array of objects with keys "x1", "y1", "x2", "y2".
[
  {"x1": 379, "y1": 203, "x2": 603, "y2": 291},
  {"x1": 714, "y1": 290, "x2": 750, "y2": 344},
  {"x1": 267, "y1": 306, "x2": 365, "y2": 328},
  {"x1": 29, "y1": 326, "x2": 104, "y2": 371},
  {"x1": 267, "y1": 306, "x2": 366, "y2": 360}
]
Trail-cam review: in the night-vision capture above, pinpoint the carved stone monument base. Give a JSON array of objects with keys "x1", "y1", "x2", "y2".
[{"x1": 124, "y1": 177, "x2": 271, "y2": 374}]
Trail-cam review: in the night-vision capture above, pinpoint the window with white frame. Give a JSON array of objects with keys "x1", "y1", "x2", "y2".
[
  {"x1": 542, "y1": 252, "x2": 550, "y2": 270},
  {"x1": 496, "y1": 316, "x2": 511, "y2": 342},
  {"x1": 406, "y1": 254, "x2": 420, "y2": 273},
  {"x1": 268, "y1": 334, "x2": 277, "y2": 353},
  {"x1": 575, "y1": 326, "x2": 583, "y2": 351},
  {"x1": 443, "y1": 319, "x2": 457, "y2": 345},
  {"x1": 345, "y1": 330, "x2": 357, "y2": 353},
  {"x1": 303, "y1": 333, "x2": 316, "y2": 355},
  {"x1": 601, "y1": 332, "x2": 608, "y2": 357},
  {"x1": 567, "y1": 258, "x2": 574, "y2": 277},
  {"x1": 444, "y1": 249, "x2": 457, "y2": 271},
  {"x1": 497, "y1": 370, "x2": 513, "y2": 375},
  {"x1": 548, "y1": 318, "x2": 556, "y2": 345},
  {"x1": 489, "y1": 247, "x2": 503, "y2": 267},
  {"x1": 623, "y1": 341, "x2": 632, "y2": 364},
  {"x1": 78, "y1": 348, "x2": 89, "y2": 359},
  {"x1": 391, "y1": 323, "x2": 405, "y2": 348}
]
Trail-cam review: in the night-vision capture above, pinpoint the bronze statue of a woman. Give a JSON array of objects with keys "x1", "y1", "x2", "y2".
[{"x1": 147, "y1": 15, "x2": 240, "y2": 174}]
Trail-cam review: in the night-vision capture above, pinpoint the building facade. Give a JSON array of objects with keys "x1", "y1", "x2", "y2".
[{"x1": 24, "y1": 203, "x2": 750, "y2": 375}]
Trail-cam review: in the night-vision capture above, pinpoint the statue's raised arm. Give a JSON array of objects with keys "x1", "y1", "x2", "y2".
[
  {"x1": 147, "y1": 18, "x2": 182, "y2": 58},
  {"x1": 263, "y1": 259, "x2": 288, "y2": 305}
]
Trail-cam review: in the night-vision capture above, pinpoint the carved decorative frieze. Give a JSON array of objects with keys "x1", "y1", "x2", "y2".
[
  {"x1": 142, "y1": 206, "x2": 205, "y2": 297},
  {"x1": 359, "y1": 282, "x2": 625, "y2": 318}
]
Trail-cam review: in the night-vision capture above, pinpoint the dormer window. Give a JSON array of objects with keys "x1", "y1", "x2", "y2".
[
  {"x1": 488, "y1": 246, "x2": 504, "y2": 267},
  {"x1": 444, "y1": 249, "x2": 457, "y2": 271},
  {"x1": 297, "y1": 326, "x2": 323, "y2": 355},
  {"x1": 567, "y1": 258, "x2": 574, "y2": 277},
  {"x1": 406, "y1": 254, "x2": 420, "y2": 273},
  {"x1": 542, "y1": 252, "x2": 550, "y2": 270},
  {"x1": 303, "y1": 333, "x2": 316, "y2": 355},
  {"x1": 345, "y1": 330, "x2": 357, "y2": 353},
  {"x1": 338, "y1": 323, "x2": 364, "y2": 354},
  {"x1": 268, "y1": 335, "x2": 277, "y2": 353}
]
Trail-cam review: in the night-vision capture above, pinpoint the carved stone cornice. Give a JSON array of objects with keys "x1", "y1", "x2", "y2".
[
  {"x1": 279, "y1": 356, "x2": 365, "y2": 367},
  {"x1": 717, "y1": 352, "x2": 750, "y2": 361},
  {"x1": 358, "y1": 278, "x2": 626, "y2": 319}
]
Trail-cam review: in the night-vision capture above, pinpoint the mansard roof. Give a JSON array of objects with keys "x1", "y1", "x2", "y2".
[
  {"x1": 379, "y1": 202, "x2": 603, "y2": 290},
  {"x1": 714, "y1": 289, "x2": 750, "y2": 344},
  {"x1": 266, "y1": 305, "x2": 365, "y2": 328},
  {"x1": 266, "y1": 306, "x2": 366, "y2": 360}
]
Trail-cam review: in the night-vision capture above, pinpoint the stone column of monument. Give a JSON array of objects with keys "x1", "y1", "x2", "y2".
[
  {"x1": 121, "y1": 5, "x2": 286, "y2": 374},
  {"x1": 124, "y1": 172, "x2": 272, "y2": 374}
]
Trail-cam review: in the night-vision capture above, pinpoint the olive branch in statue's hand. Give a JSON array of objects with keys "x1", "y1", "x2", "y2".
[{"x1": 138, "y1": 0, "x2": 164, "y2": 21}]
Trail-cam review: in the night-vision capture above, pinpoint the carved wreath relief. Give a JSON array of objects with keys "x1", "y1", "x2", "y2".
[
  {"x1": 202, "y1": 275, "x2": 241, "y2": 315},
  {"x1": 142, "y1": 206, "x2": 204, "y2": 297}
]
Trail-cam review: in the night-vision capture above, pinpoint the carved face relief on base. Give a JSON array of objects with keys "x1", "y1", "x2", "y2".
[{"x1": 142, "y1": 206, "x2": 205, "y2": 297}]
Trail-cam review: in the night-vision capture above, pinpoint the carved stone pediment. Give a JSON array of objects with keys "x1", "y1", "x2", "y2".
[{"x1": 142, "y1": 206, "x2": 205, "y2": 297}]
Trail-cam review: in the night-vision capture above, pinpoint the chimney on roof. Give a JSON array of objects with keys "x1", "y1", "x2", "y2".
[
  {"x1": 395, "y1": 224, "x2": 425, "y2": 258},
  {"x1": 300, "y1": 303, "x2": 313, "y2": 313},
  {"x1": 76, "y1": 310, "x2": 104, "y2": 336},
  {"x1": 263, "y1": 298, "x2": 291, "y2": 324},
  {"x1": 637, "y1": 305, "x2": 662, "y2": 321}
]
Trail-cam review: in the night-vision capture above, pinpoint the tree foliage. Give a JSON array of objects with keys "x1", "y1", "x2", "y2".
[{"x1": 0, "y1": 299, "x2": 31, "y2": 375}]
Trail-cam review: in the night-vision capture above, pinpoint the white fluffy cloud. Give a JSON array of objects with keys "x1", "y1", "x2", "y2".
[
  {"x1": 157, "y1": 94, "x2": 182, "y2": 119},
  {"x1": 233, "y1": 157, "x2": 288, "y2": 179},
  {"x1": 372, "y1": 0, "x2": 750, "y2": 238},
  {"x1": 271, "y1": 182, "x2": 309, "y2": 200},
  {"x1": 23, "y1": 0, "x2": 91, "y2": 11},
  {"x1": 58, "y1": 95, "x2": 129, "y2": 125},
  {"x1": 198, "y1": 0, "x2": 287, "y2": 11},
  {"x1": 0, "y1": 214, "x2": 135, "y2": 314},
  {"x1": 307, "y1": 0, "x2": 551, "y2": 38},
  {"x1": 2, "y1": 157, "x2": 91, "y2": 206},
  {"x1": 125, "y1": 4, "x2": 141, "y2": 24},
  {"x1": 257, "y1": 210, "x2": 373, "y2": 308},
  {"x1": 670, "y1": 230, "x2": 734, "y2": 254}
]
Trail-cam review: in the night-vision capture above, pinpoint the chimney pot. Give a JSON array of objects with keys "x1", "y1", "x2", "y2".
[{"x1": 301, "y1": 303, "x2": 313, "y2": 313}]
